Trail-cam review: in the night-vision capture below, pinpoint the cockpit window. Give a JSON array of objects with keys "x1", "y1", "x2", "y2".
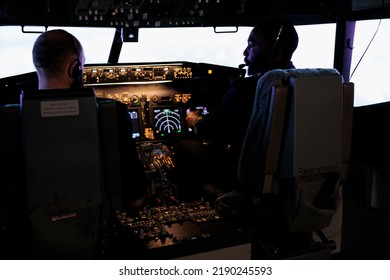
[
  {"x1": 118, "y1": 27, "x2": 252, "y2": 68},
  {"x1": 0, "y1": 26, "x2": 115, "y2": 78},
  {"x1": 0, "y1": 26, "x2": 38, "y2": 78},
  {"x1": 350, "y1": 19, "x2": 390, "y2": 106},
  {"x1": 118, "y1": 24, "x2": 336, "y2": 71},
  {"x1": 8, "y1": 20, "x2": 390, "y2": 107},
  {"x1": 0, "y1": 24, "x2": 336, "y2": 79},
  {"x1": 294, "y1": 23, "x2": 336, "y2": 69}
]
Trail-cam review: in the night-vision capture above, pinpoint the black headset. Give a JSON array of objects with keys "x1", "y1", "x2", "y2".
[
  {"x1": 68, "y1": 33, "x2": 83, "y2": 88},
  {"x1": 259, "y1": 24, "x2": 284, "y2": 74},
  {"x1": 266, "y1": 24, "x2": 284, "y2": 62},
  {"x1": 240, "y1": 23, "x2": 286, "y2": 74},
  {"x1": 273, "y1": 24, "x2": 284, "y2": 49}
]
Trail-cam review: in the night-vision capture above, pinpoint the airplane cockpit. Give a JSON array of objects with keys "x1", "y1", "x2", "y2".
[
  {"x1": 1, "y1": 0, "x2": 390, "y2": 261},
  {"x1": 0, "y1": 62, "x2": 349, "y2": 260}
]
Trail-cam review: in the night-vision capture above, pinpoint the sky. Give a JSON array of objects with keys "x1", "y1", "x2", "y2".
[{"x1": 1, "y1": 19, "x2": 389, "y2": 106}]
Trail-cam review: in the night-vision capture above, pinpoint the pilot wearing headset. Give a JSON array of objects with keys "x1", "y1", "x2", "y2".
[
  {"x1": 32, "y1": 29, "x2": 147, "y2": 209},
  {"x1": 32, "y1": 29, "x2": 86, "y2": 89},
  {"x1": 177, "y1": 19, "x2": 299, "y2": 198}
]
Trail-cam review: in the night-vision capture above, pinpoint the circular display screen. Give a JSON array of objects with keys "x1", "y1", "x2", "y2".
[{"x1": 152, "y1": 107, "x2": 182, "y2": 138}]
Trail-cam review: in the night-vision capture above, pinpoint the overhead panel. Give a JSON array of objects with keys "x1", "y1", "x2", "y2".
[
  {"x1": 73, "y1": 0, "x2": 239, "y2": 28},
  {"x1": 0, "y1": 0, "x2": 345, "y2": 28}
]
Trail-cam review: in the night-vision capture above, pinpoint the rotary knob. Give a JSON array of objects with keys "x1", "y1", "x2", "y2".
[{"x1": 130, "y1": 95, "x2": 139, "y2": 104}]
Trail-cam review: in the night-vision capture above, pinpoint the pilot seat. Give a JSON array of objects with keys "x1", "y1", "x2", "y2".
[{"x1": 215, "y1": 68, "x2": 354, "y2": 259}]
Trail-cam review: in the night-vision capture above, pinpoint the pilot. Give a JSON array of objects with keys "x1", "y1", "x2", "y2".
[
  {"x1": 32, "y1": 29, "x2": 147, "y2": 209},
  {"x1": 176, "y1": 19, "x2": 299, "y2": 198}
]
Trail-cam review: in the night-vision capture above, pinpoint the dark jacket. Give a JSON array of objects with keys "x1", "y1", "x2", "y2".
[{"x1": 194, "y1": 61, "x2": 295, "y2": 163}]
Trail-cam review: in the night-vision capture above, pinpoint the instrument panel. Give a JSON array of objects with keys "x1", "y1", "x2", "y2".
[
  {"x1": 84, "y1": 61, "x2": 244, "y2": 143},
  {"x1": 90, "y1": 82, "x2": 191, "y2": 142},
  {"x1": 84, "y1": 62, "x2": 239, "y2": 142},
  {"x1": 83, "y1": 63, "x2": 193, "y2": 85}
]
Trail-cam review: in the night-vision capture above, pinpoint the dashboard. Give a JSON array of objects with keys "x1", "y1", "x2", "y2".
[{"x1": 84, "y1": 61, "x2": 244, "y2": 143}]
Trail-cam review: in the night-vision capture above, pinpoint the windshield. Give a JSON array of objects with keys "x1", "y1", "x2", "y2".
[
  {"x1": 119, "y1": 27, "x2": 251, "y2": 67},
  {"x1": 350, "y1": 19, "x2": 390, "y2": 106},
  {"x1": 0, "y1": 26, "x2": 115, "y2": 78},
  {"x1": 17, "y1": 23, "x2": 390, "y2": 106},
  {"x1": 0, "y1": 24, "x2": 335, "y2": 79},
  {"x1": 118, "y1": 24, "x2": 335, "y2": 70}
]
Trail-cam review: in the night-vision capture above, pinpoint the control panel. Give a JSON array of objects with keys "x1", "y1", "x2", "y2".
[
  {"x1": 83, "y1": 63, "x2": 193, "y2": 85},
  {"x1": 84, "y1": 62, "x2": 243, "y2": 205},
  {"x1": 116, "y1": 200, "x2": 251, "y2": 259},
  {"x1": 89, "y1": 84, "x2": 191, "y2": 142},
  {"x1": 117, "y1": 201, "x2": 220, "y2": 245},
  {"x1": 83, "y1": 62, "x2": 250, "y2": 259},
  {"x1": 84, "y1": 62, "x2": 234, "y2": 142}
]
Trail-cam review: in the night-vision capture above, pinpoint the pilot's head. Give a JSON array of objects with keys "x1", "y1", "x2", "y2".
[
  {"x1": 243, "y1": 19, "x2": 298, "y2": 76},
  {"x1": 32, "y1": 29, "x2": 86, "y2": 89}
]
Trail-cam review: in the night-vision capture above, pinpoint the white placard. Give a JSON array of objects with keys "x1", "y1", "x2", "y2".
[{"x1": 41, "y1": 100, "x2": 79, "y2": 117}]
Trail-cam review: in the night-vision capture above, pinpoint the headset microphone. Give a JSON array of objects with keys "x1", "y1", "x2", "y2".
[{"x1": 238, "y1": 63, "x2": 247, "y2": 76}]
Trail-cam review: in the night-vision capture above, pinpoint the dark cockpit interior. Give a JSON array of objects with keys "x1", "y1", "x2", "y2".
[{"x1": 1, "y1": 0, "x2": 390, "y2": 261}]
